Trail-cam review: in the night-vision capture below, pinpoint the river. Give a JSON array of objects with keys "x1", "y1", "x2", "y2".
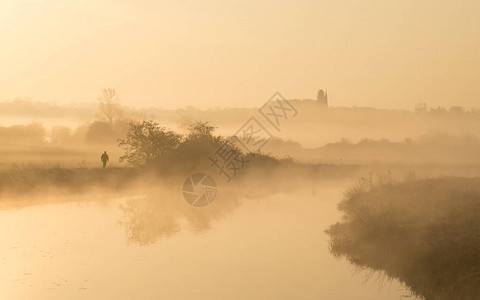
[{"x1": 0, "y1": 179, "x2": 415, "y2": 299}]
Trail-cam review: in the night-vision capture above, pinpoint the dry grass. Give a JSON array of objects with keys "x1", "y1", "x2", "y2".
[
  {"x1": 327, "y1": 176, "x2": 480, "y2": 299},
  {"x1": 0, "y1": 165, "x2": 143, "y2": 197}
]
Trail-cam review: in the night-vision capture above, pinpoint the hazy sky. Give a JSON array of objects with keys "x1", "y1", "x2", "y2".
[{"x1": 1, "y1": 0, "x2": 479, "y2": 109}]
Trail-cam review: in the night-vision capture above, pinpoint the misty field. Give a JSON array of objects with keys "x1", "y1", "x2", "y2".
[
  {"x1": 1, "y1": 110, "x2": 480, "y2": 299},
  {"x1": 327, "y1": 177, "x2": 480, "y2": 300}
]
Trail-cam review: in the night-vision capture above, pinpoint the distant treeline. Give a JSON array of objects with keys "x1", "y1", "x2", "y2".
[
  {"x1": 2, "y1": 96, "x2": 480, "y2": 167},
  {"x1": 2, "y1": 98, "x2": 479, "y2": 119},
  {"x1": 1, "y1": 122, "x2": 480, "y2": 166},
  {"x1": 2, "y1": 98, "x2": 480, "y2": 148},
  {"x1": 265, "y1": 133, "x2": 480, "y2": 165},
  {"x1": 1, "y1": 97, "x2": 480, "y2": 124},
  {"x1": 0, "y1": 121, "x2": 128, "y2": 145}
]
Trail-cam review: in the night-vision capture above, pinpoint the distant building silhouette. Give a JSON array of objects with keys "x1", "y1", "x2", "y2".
[{"x1": 317, "y1": 89, "x2": 328, "y2": 106}]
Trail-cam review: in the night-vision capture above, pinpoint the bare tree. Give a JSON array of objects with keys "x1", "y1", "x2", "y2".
[
  {"x1": 50, "y1": 125, "x2": 71, "y2": 144},
  {"x1": 98, "y1": 88, "x2": 123, "y2": 124}
]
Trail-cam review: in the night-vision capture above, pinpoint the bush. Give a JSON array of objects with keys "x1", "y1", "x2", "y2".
[{"x1": 118, "y1": 121, "x2": 182, "y2": 167}]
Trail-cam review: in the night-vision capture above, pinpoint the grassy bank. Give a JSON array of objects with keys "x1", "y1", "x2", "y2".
[
  {"x1": 0, "y1": 159, "x2": 367, "y2": 211},
  {"x1": 327, "y1": 177, "x2": 480, "y2": 299},
  {"x1": 0, "y1": 166, "x2": 143, "y2": 197}
]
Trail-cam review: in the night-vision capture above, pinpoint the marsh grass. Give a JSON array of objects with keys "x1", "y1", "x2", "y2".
[
  {"x1": 0, "y1": 165, "x2": 143, "y2": 197},
  {"x1": 0, "y1": 155, "x2": 364, "y2": 209},
  {"x1": 327, "y1": 176, "x2": 480, "y2": 299}
]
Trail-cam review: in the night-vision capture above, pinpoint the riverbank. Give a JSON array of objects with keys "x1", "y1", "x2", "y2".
[{"x1": 327, "y1": 177, "x2": 480, "y2": 299}]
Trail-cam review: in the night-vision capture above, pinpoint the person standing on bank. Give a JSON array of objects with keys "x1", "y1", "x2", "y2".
[{"x1": 101, "y1": 151, "x2": 109, "y2": 168}]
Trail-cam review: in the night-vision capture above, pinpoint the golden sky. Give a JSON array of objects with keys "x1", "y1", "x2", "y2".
[{"x1": 1, "y1": 0, "x2": 479, "y2": 109}]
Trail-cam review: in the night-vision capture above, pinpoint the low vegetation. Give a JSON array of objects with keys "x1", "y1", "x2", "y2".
[{"x1": 327, "y1": 176, "x2": 480, "y2": 299}]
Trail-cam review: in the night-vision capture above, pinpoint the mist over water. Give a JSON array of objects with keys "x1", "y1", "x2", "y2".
[{"x1": 0, "y1": 176, "x2": 418, "y2": 299}]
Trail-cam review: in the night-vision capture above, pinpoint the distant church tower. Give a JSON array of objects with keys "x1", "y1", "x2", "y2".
[{"x1": 317, "y1": 89, "x2": 328, "y2": 106}]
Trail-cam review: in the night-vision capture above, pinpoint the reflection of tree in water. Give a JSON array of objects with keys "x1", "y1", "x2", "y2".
[
  {"x1": 119, "y1": 186, "x2": 241, "y2": 246},
  {"x1": 326, "y1": 178, "x2": 480, "y2": 300},
  {"x1": 118, "y1": 166, "x2": 306, "y2": 246},
  {"x1": 120, "y1": 196, "x2": 182, "y2": 245},
  {"x1": 118, "y1": 161, "x2": 336, "y2": 246}
]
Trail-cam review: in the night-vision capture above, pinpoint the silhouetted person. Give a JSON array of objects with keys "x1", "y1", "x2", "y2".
[{"x1": 101, "y1": 151, "x2": 109, "y2": 168}]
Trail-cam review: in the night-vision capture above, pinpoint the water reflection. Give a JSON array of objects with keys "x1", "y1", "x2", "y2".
[
  {"x1": 0, "y1": 176, "x2": 414, "y2": 299},
  {"x1": 119, "y1": 190, "x2": 240, "y2": 245},
  {"x1": 117, "y1": 173, "x2": 300, "y2": 245}
]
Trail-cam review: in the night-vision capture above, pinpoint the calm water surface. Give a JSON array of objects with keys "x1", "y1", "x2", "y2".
[{"x1": 0, "y1": 182, "x2": 413, "y2": 299}]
